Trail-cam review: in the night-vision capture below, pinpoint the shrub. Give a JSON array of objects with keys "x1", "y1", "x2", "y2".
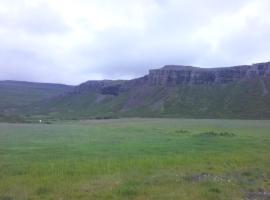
[{"x1": 199, "y1": 131, "x2": 235, "y2": 137}]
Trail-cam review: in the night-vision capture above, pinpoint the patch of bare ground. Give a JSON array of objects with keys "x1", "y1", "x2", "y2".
[
  {"x1": 245, "y1": 191, "x2": 270, "y2": 200},
  {"x1": 183, "y1": 173, "x2": 232, "y2": 183}
]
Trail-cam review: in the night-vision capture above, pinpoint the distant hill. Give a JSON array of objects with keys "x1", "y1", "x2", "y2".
[
  {"x1": 0, "y1": 81, "x2": 73, "y2": 111},
  {"x1": 26, "y1": 61, "x2": 270, "y2": 119}
]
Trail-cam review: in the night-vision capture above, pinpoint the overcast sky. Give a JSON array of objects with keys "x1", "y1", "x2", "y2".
[{"x1": 0, "y1": 0, "x2": 270, "y2": 84}]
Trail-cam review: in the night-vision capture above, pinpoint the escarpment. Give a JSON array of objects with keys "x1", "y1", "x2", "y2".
[
  {"x1": 147, "y1": 62, "x2": 270, "y2": 86},
  {"x1": 19, "y1": 61, "x2": 270, "y2": 119},
  {"x1": 69, "y1": 62, "x2": 270, "y2": 93}
]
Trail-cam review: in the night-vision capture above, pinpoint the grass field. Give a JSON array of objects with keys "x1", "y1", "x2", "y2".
[{"x1": 0, "y1": 118, "x2": 270, "y2": 199}]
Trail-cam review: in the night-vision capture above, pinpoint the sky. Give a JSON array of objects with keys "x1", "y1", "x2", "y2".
[{"x1": 0, "y1": 0, "x2": 270, "y2": 84}]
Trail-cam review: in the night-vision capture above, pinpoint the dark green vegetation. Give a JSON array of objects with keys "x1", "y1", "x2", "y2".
[
  {"x1": 1, "y1": 63, "x2": 270, "y2": 120},
  {"x1": 0, "y1": 81, "x2": 73, "y2": 122},
  {"x1": 30, "y1": 77, "x2": 270, "y2": 119},
  {"x1": 0, "y1": 119, "x2": 269, "y2": 199},
  {"x1": 0, "y1": 81, "x2": 73, "y2": 110}
]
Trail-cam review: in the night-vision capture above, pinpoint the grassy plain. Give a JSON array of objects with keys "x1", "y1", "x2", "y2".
[{"x1": 0, "y1": 118, "x2": 269, "y2": 199}]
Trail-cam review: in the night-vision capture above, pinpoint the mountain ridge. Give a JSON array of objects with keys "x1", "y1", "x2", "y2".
[
  {"x1": 0, "y1": 80, "x2": 73, "y2": 110},
  {"x1": 22, "y1": 61, "x2": 270, "y2": 120},
  {"x1": 1, "y1": 61, "x2": 270, "y2": 120},
  {"x1": 2, "y1": 61, "x2": 270, "y2": 86}
]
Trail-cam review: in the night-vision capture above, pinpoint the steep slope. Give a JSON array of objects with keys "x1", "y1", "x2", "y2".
[
  {"x1": 30, "y1": 61, "x2": 270, "y2": 119},
  {"x1": 0, "y1": 81, "x2": 73, "y2": 110}
]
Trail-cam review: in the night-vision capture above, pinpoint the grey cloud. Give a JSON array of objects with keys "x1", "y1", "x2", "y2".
[
  {"x1": 0, "y1": 0, "x2": 269, "y2": 84},
  {"x1": 0, "y1": 2, "x2": 69, "y2": 35},
  {"x1": 75, "y1": 0, "x2": 251, "y2": 78},
  {"x1": 78, "y1": 26, "x2": 209, "y2": 79},
  {"x1": 0, "y1": 48, "x2": 53, "y2": 81}
]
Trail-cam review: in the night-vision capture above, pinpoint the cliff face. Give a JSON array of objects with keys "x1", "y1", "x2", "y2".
[
  {"x1": 72, "y1": 80, "x2": 127, "y2": 96},
  {"x1": 66, "y1": 62, "x2": 270, "y2": 97},
  {"x1": 71, "y1": 62, "x2": 270, "y2": 91},
  {"x1": 148, "y1": 62, "x2": 270, "y2": 85},
  {"x1": 23, "y1": 61, "x2": 270, "y2": 119}
]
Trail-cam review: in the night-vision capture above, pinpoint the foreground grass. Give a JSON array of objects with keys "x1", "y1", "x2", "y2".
[{"x1": 0, "y1": 118, "x2": 269, "y2": 199}]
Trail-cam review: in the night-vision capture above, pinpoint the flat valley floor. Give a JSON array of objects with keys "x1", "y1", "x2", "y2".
[{"x1": 0, "y1": 118, "x2": 270, "y2": 199}]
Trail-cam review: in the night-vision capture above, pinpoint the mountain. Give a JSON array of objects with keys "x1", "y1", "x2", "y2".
[
  {"x1": 28, "y1": 61, "x2": 270, "y2": 119},
  {"x1": 0, "y1": 81, "x2": 73, "y2": 111}
]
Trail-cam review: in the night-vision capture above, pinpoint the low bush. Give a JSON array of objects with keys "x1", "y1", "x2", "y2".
[{"x1": 198, "y1": 131, "x2": 235, "y2": 137}]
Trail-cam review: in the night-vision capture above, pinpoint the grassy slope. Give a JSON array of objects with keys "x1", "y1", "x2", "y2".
[
  {"x1": 0, "y1": 118, "x2": 269, "y2": 199},
  {"x1": 162, "y1": 78, "x2": 270, "y2": 118},
  {"x1": 33, "y1": 77, "x2": 270, "y2": 119},
  {"x1": 0, "y1": 81, "x2": 73, "y2": 109}
]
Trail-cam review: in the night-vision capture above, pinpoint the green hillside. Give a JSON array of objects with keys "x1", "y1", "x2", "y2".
[
  {"x1": 28, "y1": 77, "x2": 270, "y2": 119},
  {"x1": 2, "y1": 63, "x2": 270, "y2": 120},
  {"x1": 0, "y1": 81, "x2": 73, "y2": 110}
]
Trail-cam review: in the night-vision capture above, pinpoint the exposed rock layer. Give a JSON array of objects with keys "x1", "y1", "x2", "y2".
[
  {"x1": 148, "y1": 62, "x2": 270, "y2": 85},
  {"x1": 17, "y1": 61, "x2": 270, "y2": 119}
]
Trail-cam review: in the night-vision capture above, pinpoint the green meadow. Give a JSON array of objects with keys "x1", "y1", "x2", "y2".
[{"x1": 0, "y1": 118, "x2": 269, "y2": 199}]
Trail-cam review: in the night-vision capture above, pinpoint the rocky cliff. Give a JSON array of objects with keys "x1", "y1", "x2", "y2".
[
  {"x1": 147, "y1": 62, "x2": 270, "y2": 85},
  {"x1": 20, "y1": 61, "x2": 270, "y2": 119},
  {"x1": 72, "y1": 62, "x2": 270, "y2": 92}
]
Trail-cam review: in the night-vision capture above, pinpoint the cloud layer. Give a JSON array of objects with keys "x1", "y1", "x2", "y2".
[{"x1": 0, "y1": 0, "x2": 270, "y2": 84}]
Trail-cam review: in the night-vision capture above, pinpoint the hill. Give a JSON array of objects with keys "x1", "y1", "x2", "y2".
[
  {"x1": 0, "y1": 80, "x2": 73, "y2": 111},
  {"x1": 27, "y1": 61, "x2": 270, "y2": 119}
]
